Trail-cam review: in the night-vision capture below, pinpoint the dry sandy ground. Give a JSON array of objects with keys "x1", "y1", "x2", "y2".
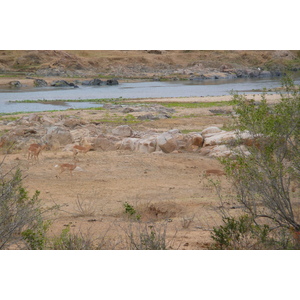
[
  {"x1": 5, "y1": 149, "x2": 242, "y2": 250},
  {"x1": 1, "y1": 89, "x2": 283, "y2": 250},
  {"x1": 4, "y1": 149, "x2": 233, "y2": 250},
  {"x1": 125, "y1": 94, "x2": 282, "y2": 103}
]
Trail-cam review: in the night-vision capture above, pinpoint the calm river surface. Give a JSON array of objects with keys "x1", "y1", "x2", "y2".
[{"x1": 1, "y1": 77, "x2": 299, "y2": 113}]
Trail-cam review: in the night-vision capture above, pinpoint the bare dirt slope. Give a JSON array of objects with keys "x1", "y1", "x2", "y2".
[{"x1": 1, "y1": 50, "x2": 299, "y2": 78}]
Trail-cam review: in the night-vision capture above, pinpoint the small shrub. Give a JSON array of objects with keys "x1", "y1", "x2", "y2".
[
  {"x1": 210, "y1": 215, "x2": 271, "y2": 250},
  {"x1": 50, "y1": 226, "x2": 94, "y2": 250},
  {"x1": 125, "y1": 222, "x2": 168, "y2": 250},
  {"x1": 210, "y1": 214, "x2": 300, "y2": 250},
  {"x1": 21, "y1": 220, "x2": 51, "y2": 250},
  {"x1": 123, "y1": 202, "x2": 141, "y2": 221}
]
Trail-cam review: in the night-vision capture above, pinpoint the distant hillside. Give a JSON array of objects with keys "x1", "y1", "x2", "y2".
[{"x1": 0, "y1": 50, "x2": 299, "y2": 79}]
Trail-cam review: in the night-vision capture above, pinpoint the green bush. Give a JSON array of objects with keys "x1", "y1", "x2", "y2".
[
  {"x1": 123, "y1": 202, "x2": 141, "y2": 221},
  {"x1": 210, "y1": 215, "x2": 271, "y2": 250},
  {"x1": 220, "y1": 76, "x2": 300, "y2": 233},
  {"x1": 21, "y1": 220, "x2": 51, "y2": 250},
  {"x1": 211, "y1": 215, "x2": 300, "y2": 250},
  {"x1": 211, "y1": 75, "x2": 300, "y2": 249},
  {"x1": 0, "y1": 166, "x2": 47, "y2": 249}
]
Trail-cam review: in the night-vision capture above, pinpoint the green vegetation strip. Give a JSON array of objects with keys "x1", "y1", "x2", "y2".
[{"x1": 2, "y1": 98, "x2": 236, "y2": 116}]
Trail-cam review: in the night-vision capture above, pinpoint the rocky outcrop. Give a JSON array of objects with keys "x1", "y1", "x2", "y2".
[
  {"x1": 136, "y1": 137, "x2": 157, "y2": 153},
  {"x1": 116, "y1": 138, "x2": 140, "y2": 151},
  {"x1": 34, "y1": 79, "x2": 47, "y2": 87},
  {"x1": 114, "y1": 129, "x2": 204, "y2": 154},
  {"x1": 106, "y1": 79, "x2": 119, "y2": 85},
  {"x1": 112, "y1": 125, "x2": 133, "y2": 137},
  {"x1": 93, "y1": 135, "x2": 120, "y2": 151},
  {"x1": 0, "y1": 112, "x2": 259, "y2": 158},
  {"x1": 157, "y1": 132, "x2": 178, "y2": 153},
  {"x1": 50, "y1": 80, "x2": 71, "y2": 87},
  {"x1": 63, "y1": 118, "x2": 87, "y2": 129},
  {"x1": 82, "y1": 78, "x2": 103, "y2": 86},
  {"x1": 50, "y1": 80, "x2": 78, "y2": 88},
  {"x1": 200, "y1": 144, "x2": 251, "y2": 158},
  {"x1": 112, "y1": 126, "x2": 256, "y2": 156},
  {"x1": 203, "y1": 130, "x2": 252, "y2": 147},
  {"x1": 9, "y1": 81, "x2": 22, "y2": 87},
  {"x1": 44, "y1": 126, "x2": 73, "y2": 146},
  {"x1": 69, "y1": 128, "x2": 91, "y2": 143}
]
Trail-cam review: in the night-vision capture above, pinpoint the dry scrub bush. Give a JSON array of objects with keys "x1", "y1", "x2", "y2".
[
  {"x1": 0, "y1": 140, "x2": 15, "y2": 155},
  {"x1": 73, "y1": 194, "x2": 97, "y2": 217},
  {"x1": 181, "y1": 215, "x2": 195, "y2": 229},
  {"x1": 120, "y1": 202, "x2": 175, "y2": 249},
  {"x1": 123, "y1": 221, "x2": 169, "y2": 250},
  {"x1": 213, "y1": 76, "x2": 300, "y2": 249}
]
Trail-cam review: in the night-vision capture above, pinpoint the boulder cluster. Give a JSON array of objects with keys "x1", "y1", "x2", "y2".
[
  {"x1": 9, "y1": 78, "x2": 119, "y2": 88},
  {"x1": 1, "y1": 113, "x2": 254, "y2": 158},
  {"x1": 49, "y1": 78, "x2": 119, "y2": 88}
]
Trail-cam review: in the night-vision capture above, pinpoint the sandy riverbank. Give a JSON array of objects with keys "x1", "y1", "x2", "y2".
[{"x1": 124, "y1": 94, "x2": 281, "y2": 103}]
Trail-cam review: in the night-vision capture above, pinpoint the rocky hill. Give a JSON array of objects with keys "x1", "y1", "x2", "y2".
[{"x1": 0, "y1": 50, "x2": 300, "y2": 80}]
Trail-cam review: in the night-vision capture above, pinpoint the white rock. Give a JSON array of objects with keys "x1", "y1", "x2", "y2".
[
  {"x1": 137, "y1": 137, "x2": 157, "y2": 153},
  {"x1": 112, "y1": 125, "x2": 133, "y2": 137},
  {"x1": 117, "y1": 138, "x2": 140, "y2": 151},
  {"x1": 203, "y1": 131, "x2": 231, "y2": 147},
  {"x1": 156, "y1": 132, "x2": 177, "y2": 153},
  {"x1": 201, "y1": 126, "x2": 222, "y2": 137}
]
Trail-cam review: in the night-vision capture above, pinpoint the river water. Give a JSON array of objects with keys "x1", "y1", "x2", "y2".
[{"x1": 1, "y1": 76, "x2": 299, "y2": 114}]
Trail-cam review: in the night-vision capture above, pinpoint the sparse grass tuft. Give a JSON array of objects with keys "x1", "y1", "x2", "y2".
[
  {"x1": 181, "y1": 215, "x2": 195, "y2": 229},
  {"x1": 73, "y1": 194, "x2": 97, "y2": 218}
]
